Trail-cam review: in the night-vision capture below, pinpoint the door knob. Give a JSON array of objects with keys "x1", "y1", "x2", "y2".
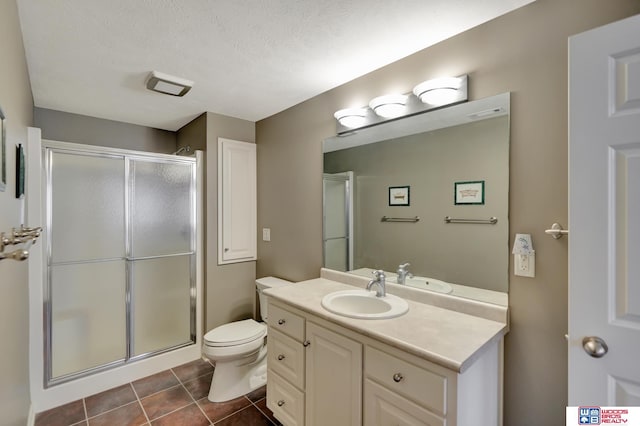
[{"x1": 582, "y1": 336, "x2": 608, "y2": 358}]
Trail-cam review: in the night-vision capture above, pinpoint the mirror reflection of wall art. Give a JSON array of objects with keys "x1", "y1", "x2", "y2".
[
  {"x1": 0, "y1": 106, "x2": 6, "y2": 192},
  {"x1": 389, "y1": 186, "x2": 410, "y2": 206},
  {"x1": 16, "y1": 144, "x2": 25, "y2": 198},
  {"x1": 455, "y1": 180, "x2": 485, "y2": 205}
]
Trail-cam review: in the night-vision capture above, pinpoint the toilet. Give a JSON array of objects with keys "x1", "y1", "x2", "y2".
[{"x1": 202, "y1": 276, "x2": 292, "y2": 402}]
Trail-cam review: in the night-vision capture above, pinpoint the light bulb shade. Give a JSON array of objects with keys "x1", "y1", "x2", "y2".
[
  {"x1": 413, "y1": 77, "x2": 463, "y2": 105},
  {"x1": 334, "y1": 108, "x2": 368, "y2": 128},
  {"x1": 369, "y1": 94, "x2": 408, "y2": 118}
]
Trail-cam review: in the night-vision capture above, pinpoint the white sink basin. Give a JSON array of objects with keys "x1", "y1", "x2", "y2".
[
  {"x1": 404, "y1": 277, "x2": 453, "y2": 294},
  {"x1": 321, "y1": 289, "x2": 409, "y2": 319}
]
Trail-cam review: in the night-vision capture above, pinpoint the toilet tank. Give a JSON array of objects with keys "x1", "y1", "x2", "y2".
[{"x1": 256, "y1": 276, "x2": 293, "y2": 321}]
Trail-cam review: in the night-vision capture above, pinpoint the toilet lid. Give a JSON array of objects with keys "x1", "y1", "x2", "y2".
[{"x1": 204, "y1": 319, "x2": 266, "y2": 347}]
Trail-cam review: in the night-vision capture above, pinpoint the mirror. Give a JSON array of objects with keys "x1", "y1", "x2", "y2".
[{"x1": 322, "y1": 93, "x2": 510, "y2": 305}]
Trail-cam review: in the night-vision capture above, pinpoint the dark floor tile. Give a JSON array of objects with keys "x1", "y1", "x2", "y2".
[
  {"x1": 35, "y1": 399, "x2": 86, "y2": 426},
  {"x1": 197, "y1": 395, "x2": 251, "y2": 423},
  {"x1": 141, "y1": 385, "x2": 193, "y2": 420},
  {"x1": 133, "y1": 370, "x2": 180, "y2": 398},
  {"x1": 151, "y1": 403, "x2": 210, "y2": 426},
  {"x1": 183, "y1": 372, "x2": 213, "y2": 400},
  {"x1": 254, "y1": 398, "x2": 283, "y2": 426},
  {"x1": 172, "y1": 359, "x2": 214, "y2": 382},
  {"x1": 88, "y1": 401, "x2": 147, "y2": 426},
  {"x1": 213, "y1": 405, "x2": 273, "y2": 425},
  {"x1": 245, "y1": 386, "x2": 266, "y2": 402},
  {"x1": 85, "y1": 383, "x2": 137, "y2": 417}
]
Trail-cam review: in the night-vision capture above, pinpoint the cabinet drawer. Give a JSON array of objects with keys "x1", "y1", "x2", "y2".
[
  {"x1": 268, "y1": 303, "x2": 305, "y2": 341},
  {"x1": 268, "y1": 329, "x2": 305, "y2": 390},
  {"x1": 267, "y1": 370, "x2": 305, "y2": 426},
  {"x1": 365, "y1": 346, "x2": 447, "y2": 416},
  {"x1": 364, "y1": 379, "x2": 445, "y2": 426}
]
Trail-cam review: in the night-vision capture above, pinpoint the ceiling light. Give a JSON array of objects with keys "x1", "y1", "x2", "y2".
[
  {"x1": 413, "y1": 77, "x2": 463, "y2": 105},
  {"x1": 369, "y1": 94, "x2": 408, "y2": 118},
  {"x1": 145, "y1": 71, "x2": 193, "y2": 97},
  {"x1": 334, "y1": 108, "x2": 368, "y2": 128}
]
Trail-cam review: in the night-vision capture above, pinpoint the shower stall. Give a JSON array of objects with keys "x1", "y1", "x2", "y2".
[{"x1": 27, "y1": 135, "x2": 203, "y2": 410}]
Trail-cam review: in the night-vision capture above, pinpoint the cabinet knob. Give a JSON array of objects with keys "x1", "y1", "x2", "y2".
[
  {"x1": 303, "y1": 340, "x2": 311, "y2": 347},
  {"x1": 277, "y1": 354, "x2": 285, "y2": 361},
  {"x1": 393, "y1": 373, "x2": 404, "y2": 383},
  {"x1": 277, "y1": 319, "x2": 286, "y2": 325},
  {"x1": 277, "y1": 400, "x2": 285, "y2": 407},
  {"x1": 224, "y1": 248, "x2": 229, "y2": 252}
]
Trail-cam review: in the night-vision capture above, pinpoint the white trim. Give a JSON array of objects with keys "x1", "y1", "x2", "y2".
[{"x1": 27, "y1": 405, "x2": 35, "y2": 426}]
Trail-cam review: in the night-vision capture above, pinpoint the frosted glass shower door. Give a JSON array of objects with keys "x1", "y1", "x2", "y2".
[
  {"x1": 48, "y1": 151, "x2": 126, "y2": 379},
  {"x1": 45, "y1": 143, "x2": 198, "y2": 386},
  {"x1": 130, "y1": 159, "x2": 195, "y2": 357}
]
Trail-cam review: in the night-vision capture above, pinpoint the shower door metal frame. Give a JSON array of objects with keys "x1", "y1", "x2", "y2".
[{"x1": 43, "y1": 140, "x2": 198, "y2": 388}]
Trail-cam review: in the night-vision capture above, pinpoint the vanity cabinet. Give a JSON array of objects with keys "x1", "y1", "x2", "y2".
[{"x1": 267, "y1": 299, "x2": 502, "y2": 426}]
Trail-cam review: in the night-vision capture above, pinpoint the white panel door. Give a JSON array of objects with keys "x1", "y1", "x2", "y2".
[
  {"x1": 569, "y1": 13, "x2": 640, "y2": 405},
  {"x1": 218, "y1": 138, "x2": 257, "y2": 264}
]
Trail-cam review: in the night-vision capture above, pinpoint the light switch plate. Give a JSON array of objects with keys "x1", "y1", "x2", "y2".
[{"x1": 262, "y1": 228, "x2": 271, "y2": 242}]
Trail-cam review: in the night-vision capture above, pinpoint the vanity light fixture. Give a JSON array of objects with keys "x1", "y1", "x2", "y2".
[
  {"x1": 369, "y1": 94, "x2": 408, "y2": 118},
  {"x1": 413, "y1": 76, "x2": 464, "y2": 106},
  {"x1": 333, "y1": 75, "x2": 468, "y2": 135},
  {"x1": 145, "y1": 71, "x2": 193, "y2": 97},
  {"x1": 334, "y1": 108, "x2": 368, "y2": 128}
]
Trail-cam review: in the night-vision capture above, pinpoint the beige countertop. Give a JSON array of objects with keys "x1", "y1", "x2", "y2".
[{"x1": 264, "y1": 277, "x2": 508, "y2": 373}]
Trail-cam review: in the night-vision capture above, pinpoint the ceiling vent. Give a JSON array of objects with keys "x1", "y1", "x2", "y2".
[{"x1": 145, "y1": 71, "x2": 193, "y2": 97}]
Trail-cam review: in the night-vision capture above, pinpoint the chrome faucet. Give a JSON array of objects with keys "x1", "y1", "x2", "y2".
[
  {"x1": 367, "y1": 270, "x2": 386, "y2": 297},
  {"x1": 396, "y1": 263, "x2": 413, "y2": 285}
]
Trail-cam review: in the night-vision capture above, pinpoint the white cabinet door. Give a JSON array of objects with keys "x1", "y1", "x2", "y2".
[
  {"x1": 305, "y1": 322, "x2": 362, "y2": 426},
  {"x1": 217, "y1": 138, "x2": 256, "y2": 264}
]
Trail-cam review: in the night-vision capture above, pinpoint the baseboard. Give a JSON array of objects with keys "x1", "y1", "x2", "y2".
[{"x1": 27, "y1": 404, "x2": 36, "y2": 426}]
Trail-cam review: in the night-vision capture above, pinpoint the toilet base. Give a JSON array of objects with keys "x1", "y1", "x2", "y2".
[{"x1": 207, "y1": 345, "x2": 268, "y2": 402}]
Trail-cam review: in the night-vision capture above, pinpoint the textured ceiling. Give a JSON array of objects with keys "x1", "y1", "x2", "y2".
[{"x1": 16, "y1": 0, "x2": 534, "y2": 131}]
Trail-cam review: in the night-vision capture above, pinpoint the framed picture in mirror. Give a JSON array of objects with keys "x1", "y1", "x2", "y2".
[
  {"x1": 454, "y1": 180, "x2": 485, "y2": 205},
  {"x1": 389, "y1": 186, "x2": 410, "y2": 206}
]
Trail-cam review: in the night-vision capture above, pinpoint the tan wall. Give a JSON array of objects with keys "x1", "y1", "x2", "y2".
[
  {"x1": 0, "y1": 0, "x2": 34, "y2": 423},
  {"x1": 34, "y1": 107, "x2": 177, "y2": 153},
  {"x1": 256, "y1": 1, "x2": 640, "y2": 424},
  {"x1": 204, "y1": 112, "x2": 257, "y2": 331}
]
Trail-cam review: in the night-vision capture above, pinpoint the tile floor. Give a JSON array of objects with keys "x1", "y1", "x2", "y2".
[{"x1": 34, "y1": 359, "x2": 282, "y2": 426}]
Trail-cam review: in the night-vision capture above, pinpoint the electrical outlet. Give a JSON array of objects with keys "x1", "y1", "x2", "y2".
[
  {"x1": 514, "y1": 253, "x2": 535, "y2": 277},
  {"x1": 262, "y1": 228, "x2": 271, "y2": 242}
]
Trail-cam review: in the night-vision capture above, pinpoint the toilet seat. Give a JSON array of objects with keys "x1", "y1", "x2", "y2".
[{"x1": 204, "y1": 319, "x2": 266, "y2": 347}]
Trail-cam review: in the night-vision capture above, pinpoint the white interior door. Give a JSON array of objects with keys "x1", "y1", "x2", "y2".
[{"x1": 569, "y1": 13, "x2": 640, "y2": 405}]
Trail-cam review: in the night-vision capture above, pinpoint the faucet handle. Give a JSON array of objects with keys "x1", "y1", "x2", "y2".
[
  {"x1": 372, "y1": 269, "x2": 386, "y2": 279},
  {"x1": 398, "y1": 262, "x2": 410, "y2": 270}
]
